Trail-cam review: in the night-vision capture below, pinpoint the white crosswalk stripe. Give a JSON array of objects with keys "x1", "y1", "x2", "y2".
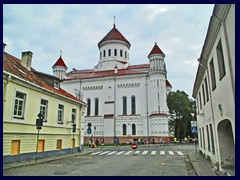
[
  {"x1": 99, "y1": 151, "x2": 110, "y2": 155},
  {"x1": 90, "y1": 150, "x2": 184, "y2": 156},
  {"x1": 142, "y1": 151, "x2": 148, "y2": 155},
  {"x1": 107, "y1": 151, "x2": 117, "y2": 155},
  {"x1": 124, "y1": 151, "x2": 132, "y2": 155},
  {"x1": 160, "y1": 151, "x2": 165, "y2": 155},
  {"x1": 168, "y1": 151, "x2": 174, "y2": 155},
  {"x1": 176, "y1": 151, "x2": 184, "y2": 155},
  {"x1": 91, "y1": 151, "x2": 102, "y2": 155},
  {"x1": 115, "y1": 151, "x2": 125, "y2": 155},
  {"x1": 151, "y1": 151, "x2": 156, "y2": 155}
]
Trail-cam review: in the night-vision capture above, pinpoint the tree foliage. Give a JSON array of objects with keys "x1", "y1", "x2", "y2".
[{"x1": 167, "y1": 90, "x2": 194, "y2": 141}]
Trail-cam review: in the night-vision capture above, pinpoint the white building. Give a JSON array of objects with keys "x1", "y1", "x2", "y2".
[
  {"x1": 192, "y1": 4, "x2": 235, "y2": 174},
  {"x1": 53, "y1": 22, "x2": 172, "y2": 144}
]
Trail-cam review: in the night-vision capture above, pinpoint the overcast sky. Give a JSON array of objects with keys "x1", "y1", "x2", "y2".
[{"x1": 3, "y1": 4, "x2": 214, "y2": 98}]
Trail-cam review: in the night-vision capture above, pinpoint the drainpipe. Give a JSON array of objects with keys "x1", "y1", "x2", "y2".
[
  {"x1": 145, "y1": 74, "x2": 149, "y2": 141},
  {"x1": 3, "y1": 74, "x2": 11, "y2": 111}
]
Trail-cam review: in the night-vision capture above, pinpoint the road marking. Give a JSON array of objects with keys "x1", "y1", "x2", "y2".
[
  {"x1": 168, "y1": 151, "x2": 174, "y2": 155},
  {"x1": 160, "y1": 151, "x2": 165, "y2": 155},
  {"x1": 90, "y1": 151, "x2": 102, "y2": 155},
  {"x1": 176, "y1": 151, "x2": 184, "y2": 155},
  {"x1": 135, "y1": 151, "x2": 140, "y2": 154},
  {"x1": 124, "y1": 151, "x2": 132, "y2": 155},
  {"x1": 107, "y1": 151, "x2": 117, "y2": 155},
  {"x1": 99, "y1": 151, "x2": 110, "y2": 155},
  {"x1": 115, "y1": 151, "x2": 125, "y2": 155},
  {"x1": 151, "y1": 151, "x2": 156, "y2": 155},
  {"x1": 142, "y1": 151, "x2": 148, "y2": 155}
]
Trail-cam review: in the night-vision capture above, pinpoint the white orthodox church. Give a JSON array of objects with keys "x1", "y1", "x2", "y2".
[{"x1": 52, "y1": 21, "x2": 172, "y2": 144}]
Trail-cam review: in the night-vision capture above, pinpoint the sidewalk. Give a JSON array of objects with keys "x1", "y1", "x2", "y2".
[
  {"x1": 3, "y1": 151, "x2": 92, "y2": 171},
  {"x1": 187, "y1": 151, "x2": 234, "y2": 176}
]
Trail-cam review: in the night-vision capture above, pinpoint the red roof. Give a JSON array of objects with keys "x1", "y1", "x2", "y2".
[
  {"x1": 166, "y1": 80, "x2": 172, "y2": 87},
  {"x1": 98, "y1": 25, "x2": 131, "y2": 47},
  {"x1": 3, "y1": 52, "x2": 85, "y2": 105},
  {"x1": 52, "y1": 56, "x2": 67, "y2": 68},
  {"x1": 148, "y1": 43, "x2": 165, "y2": 58}
]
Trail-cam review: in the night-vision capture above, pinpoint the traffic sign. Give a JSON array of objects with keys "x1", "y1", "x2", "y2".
[
  {"x1": 191, "y1": 126, "x2": 198, "y2": 134},
  {"x1": 131, "y1": 143, "x2": 138, "y2": 150}
]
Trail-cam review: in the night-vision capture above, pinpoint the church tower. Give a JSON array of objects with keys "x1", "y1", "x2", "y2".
[
  {"x1": 95, "y1": 18, "x2": 131, "y2": 71},
  {"x1": 52, "y1": 52, "x2": 68, "y2": 80},
  {"x1": 148, "y1": 42, "x2": 168, "y2": 114}
]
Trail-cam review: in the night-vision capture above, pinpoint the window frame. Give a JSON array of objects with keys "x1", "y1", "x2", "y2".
[
  {"x1": 131, "y1": 96, "x2": 136, "y2": 114},
  {"x1": 216, "y1": 39, "x2": 226, "y2": 80},
  {"x1": 13, "y1": 91, "x2": 26, "y2": 119},
  {"x1": 123, "y1": 96, "x2": 127, "y2": 115},
  {"x1": 40, "y1": 98, "x2": 48, "y2": 122},
  {"x1": 123, "y1": 124, "x2": 127, "y2": 135},
  {"x1": 72, "y1": 108, "x2": 77, "y2": 124},
  {"x1": 57, "y1": 104, "x2": 64, "y2": 124}
]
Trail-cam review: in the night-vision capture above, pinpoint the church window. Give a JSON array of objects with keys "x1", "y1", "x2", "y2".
[
  {"x1": 95, "y1": 98, "x2": 99, "y2": 116},
  {"x1": 132, "y1": 124, "x2": 136, "y2": 135},
  {"x1": 108, "y1": 49, "x2": 111, "y2": 56},
  {"x1": 123, "y1": 96, "x2": 127, "y2": 115},
  {"x1": 120, "y1": 50, "x2": 123, "y2": 57},
  {"x1": 100, "y1": 52, "x2": 102, "y2": 59},
  {"x1": 103, "y1": 50, "x2": 106, "y2": 57},
  {"x1": 87, "y1": 99, "x2": 91, "y2": 116},
  {"x1": 131, "y1": 96, "x2": 136, "y2": 114},
  {"x1": 125, "y1": 51, "x2": 127, "y2": 58},
  {"x1": 123, "y1": 124, "x2": 126, "y2": 135},
  {"x1": 114, "y1": 49, "x2": 117, "y2": 56}
]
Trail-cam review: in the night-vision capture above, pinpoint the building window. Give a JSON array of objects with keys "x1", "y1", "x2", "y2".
[
  {"x1": 40, "y1": 99, "x2": 48, "y2": 122},
  {"x1": 114, "y1": 49, "x2": 117, "y2": 56},
  {"x1": 204, "y1": 77, "x2": 209, "y2": 102},
  {"x1": 100, "y1": 52, "x2": 102, "y2": 59},
  {"x1": 103, "y1": 50, "x2": 106, "y2": 57},
  {"x1": 132, "y1": 124, "x2": 136, "y2": 135},
  {"x1": 120, "y1": 50, "x2": 123, "y2": 57},
  {"x1": 95, "y1": 98, "x2": 99, "y2": 116},
  {"x1": 11, "y1": 140, "x2": 20, "y2": 155},
  {"x1": 57, "y1": 104, "x2": 64, "y2": 124},
  {"x1": 72, "y1": 108, "x2": 76, "y2": 124},
  {"x1": 209, "y1": 124, "x2": 215, "y2": 154},
  {"x1": 13, "y1": 91, "x2": 26, "y2": 118},
  {"x1": 87, "y1": 99, "x2": 91, "y2": 116},
  {"x1": 54, "y1": 80, "x2": 59, "y2": 90},
  {"x1": 198, "y1": 92, "x2": 202, "y2": 110},
  {"x1": 108, "y1": 49, "x2": 111, "y2": 56},
  {"x1": 123, "y1": 124, "x2": 126, "y2": 135},
  {"x1": 56, "y1": 139, "x2": 62, "y2": 150},
  {"x1": 125, "y1": 51, "x2": 127, "y2": 58},
  {"x1": 123, "y1": 96, "x2": 127, "y2": 115},
  {"x1": 206, "y1": 125, "x2": 210, "y2": 152},
  {"x1": 131, "y1": 96, "x2": 136, "y2": 114},
  {"x1": 202, "y1": 84, "x2": 206, "y2": 105},
  {"x1": 202, "y1": 127, "x2": 205, "y2": 149},
  {"x1": 216, "y1": 39, "x2": 226, "y2": 80},
  {"x1": 210, "y1": 59, "x2": 216, "y2": 90},
  {"x1": 199, "y1": 128, "x2": 202, "y2": 148}
]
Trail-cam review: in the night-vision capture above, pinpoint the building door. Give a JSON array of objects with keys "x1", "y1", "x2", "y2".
[
  {"x1": 11, "y1": 140, "x2": 20, "y2": 155},
  {"x1": 38, "y1": 140, "x2": 45, "y2": 152},
  {"x1": 71, "y1": 138, "x2": 75, "y2": 149}
]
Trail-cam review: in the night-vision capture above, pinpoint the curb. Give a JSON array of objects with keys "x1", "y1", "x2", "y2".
[{"x1": 3, "y1": 151, "x2": 92, "y2": 170}]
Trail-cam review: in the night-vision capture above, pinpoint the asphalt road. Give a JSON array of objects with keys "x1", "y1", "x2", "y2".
[{"x1": 3, "y1": 143, "x2": 197, "y2": 176}]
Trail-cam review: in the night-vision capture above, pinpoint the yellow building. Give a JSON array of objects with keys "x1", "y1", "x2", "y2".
[{"x1": 3, "y1": 44, "x2": 86, "y2": 163}]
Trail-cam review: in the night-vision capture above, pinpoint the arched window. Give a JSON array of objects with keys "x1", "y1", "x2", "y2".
[
  {"x1": 108, "y1": 49, "x2": 111, "y2": 56},
  {"x1": 123, "y1": 124, "x2": 126, "y2": 135},
  {"x1": 103, "y1": 50, "x2": 106, "y2": 57},
  {"x1": 131, "y1": 96, "x2": 136, "y2": 114},
  {"x1": 95, "y1": 98, "x2": 99, "y2": 116},
  {"x1": 100, "y1": 52, "x2": 102, "y2": 59},
  {"x1": 125, "y1": 51, "x2": 127, "y2": 58},
  {"x1": 114, "y1": 49, "x2": 117, "y2": 56},
  {"x1": 132, "y1": 124, "x2": 136, "y2": 135},
  {"x1": 87, "y1": 99, "x2": 91, "y2": 116},
  {"x1": 120, "y1": 50, "x2": 123, "y2": 57},
  {"x1": 123, "y1": 96, "x2": 127, "y2": 115}
]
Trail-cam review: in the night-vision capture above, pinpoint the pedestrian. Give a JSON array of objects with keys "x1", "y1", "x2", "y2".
[
  {"x1": 88, "y1": 139, "x2": 91, "y2": 147},
  {"x1": 101, "y1": 138, "x2": 104, "y2": 145},
  {"x1": 174, "y1": 137, "x2": 177, "y2": 144},
  {"x1": 184, "y1": 137, "x2": 188, "y2": 143},
  {"x1": 95, "y1": 138, "x2": 99, "y2": 147},
  {"x1": 152, "y1": 138, "x2": 155, "y2": 144},
  {"x1": 138, "y1": 138, "x2": 141, "y2": 145},
  {"x1": 160, "y1": 137, "x2": 163, "y2": 144}
]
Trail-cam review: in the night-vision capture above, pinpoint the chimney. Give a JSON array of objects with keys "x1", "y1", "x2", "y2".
[
  {"x1": 3, "y1": 43, "x2": 6, "y2": 52},
  {"x1": 21, "y1": 51, "x2": 33, "y2": 71}
]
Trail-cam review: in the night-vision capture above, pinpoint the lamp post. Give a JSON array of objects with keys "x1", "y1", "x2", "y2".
[
  {"x1": 72, "y1": 114, "x2": 76, "y2": 154},
  {"x1": 113, "y1": 65, "x2": 118, "y2": 144}
]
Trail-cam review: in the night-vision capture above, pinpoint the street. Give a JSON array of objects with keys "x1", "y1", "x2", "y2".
[{"x1": 4, "y1": 144, "x2": 197, "y2": 176}]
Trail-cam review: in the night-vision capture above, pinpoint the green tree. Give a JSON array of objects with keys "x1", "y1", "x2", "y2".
[{"x1": 167, "y1": 90, "x2": 194, "y2": 142}]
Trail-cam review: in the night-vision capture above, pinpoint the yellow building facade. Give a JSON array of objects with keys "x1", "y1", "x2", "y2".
[{"x1": 3, "y1": 47, "x2": 86, "y2": 163}]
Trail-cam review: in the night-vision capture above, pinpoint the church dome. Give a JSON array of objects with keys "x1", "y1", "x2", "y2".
[{"x1": 148, "y1": 42, "x2": 165, "y2": 58}]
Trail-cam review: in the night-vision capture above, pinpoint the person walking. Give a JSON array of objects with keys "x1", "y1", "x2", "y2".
[{"x1": 174, "y1": 137, "x2": 177, "y2": 144}]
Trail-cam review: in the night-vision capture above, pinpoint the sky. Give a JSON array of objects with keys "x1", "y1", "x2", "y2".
[{"x1": 3, "y1": 4, "x2": 214, "y2": 98}]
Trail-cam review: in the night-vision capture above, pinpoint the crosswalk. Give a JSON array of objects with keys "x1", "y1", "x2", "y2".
[{"x1": 90, "y1": 150, "x2": 184, "y2": 156}]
